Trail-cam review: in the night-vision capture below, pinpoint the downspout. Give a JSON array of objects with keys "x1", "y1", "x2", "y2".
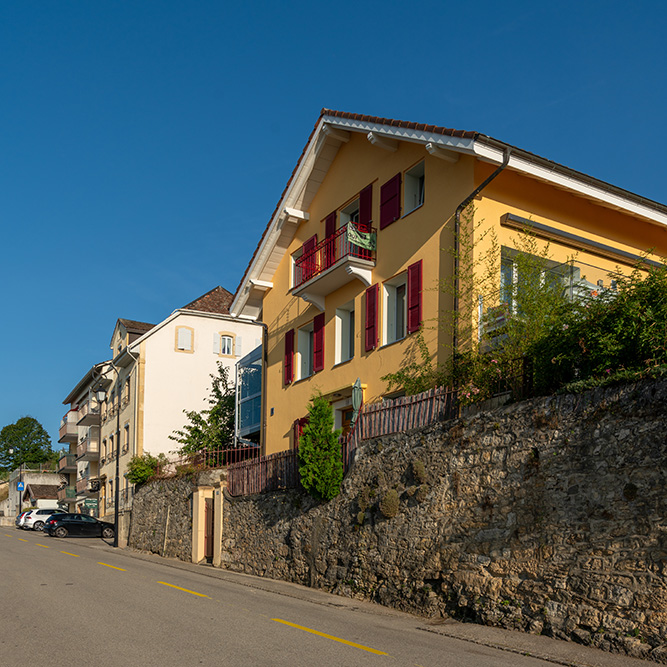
[{"x1": 452, "y1": 148, "x2": 511, "y2": 353}]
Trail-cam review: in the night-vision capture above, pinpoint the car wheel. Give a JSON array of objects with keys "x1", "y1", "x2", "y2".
[
  {"x1": 102, "y1": 526, "x2": 114, "y2": 539},
  {"x1": 55, "y1": 526, "x2": 68, "y2": 538},
  {"x1": 33, "y1": 521, "x2": 44, "y2": 531}
]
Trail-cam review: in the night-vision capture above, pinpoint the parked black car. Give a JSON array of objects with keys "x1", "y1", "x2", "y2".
[{"x1": 44, "y1": 513, "x2": 115, "y2": 539}]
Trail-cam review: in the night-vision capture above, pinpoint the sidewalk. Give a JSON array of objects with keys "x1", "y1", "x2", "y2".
[{"x1": 80, "y1": 538, "x2": 656, "y2": 667}]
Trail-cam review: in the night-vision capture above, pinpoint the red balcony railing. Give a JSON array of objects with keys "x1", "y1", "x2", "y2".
[{"x1": 294, "y1": 224, "x2": 375, "y2": 289}]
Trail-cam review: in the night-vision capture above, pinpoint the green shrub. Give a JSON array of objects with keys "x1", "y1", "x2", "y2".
[
  {"x1": 412, "y1": 459, "x2": 427, "y2": 484},
  {"x1": 379, "y1": 489, "x2": 400, "y2": 518},
  {"x1": 298, "y1": 395, "x2": 343, "y2": 501},
  {"x1": 125, "y1": 453, "x2": 167, "y2": 485}
]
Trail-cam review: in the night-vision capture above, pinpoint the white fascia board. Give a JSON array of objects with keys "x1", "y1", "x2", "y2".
[
  {"x1": 473, "y1": 141, "x2": 667, "y2": 227},
  {"x1": 322, "y1": 114, "x2": 477, "y2": 154},
  {"x1": 231, "y1": 119, "x2": 328, "y2": 317}
]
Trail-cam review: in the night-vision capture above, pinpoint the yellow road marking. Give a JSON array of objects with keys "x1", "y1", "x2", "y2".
[
  {"x1": 36, "y1": 544, "x2": 49, "y2": 548},
  {"x1": 4, "y1": 534, "x2": 12, "y2": 537},
  {"x1": 18, "y1": 538, "x2": 28, "y2": 542},
  {"x1": 60, "y1": 551, "x2": 80, "y2": 557},
  {"x1": 98, "y1": 562, "x2": 126, "y2": 571},
  {"x1": 157, "y1": 581, "x2": 210, "y2": 598},
  {"x1": 272, "y1": 618, "x2": 388, "y2": 655}
]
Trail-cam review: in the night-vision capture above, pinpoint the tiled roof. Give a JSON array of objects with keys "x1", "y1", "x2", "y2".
[
  {"x1": 118, "y1": 319, "x2": 155, "y2": 335},
  {"x1": 25, "y1": 484, "x2": 59, "y2": 500},
  {"x1": 181, "y1": 286, "x2": 233, "y2": 314},
  {"x1": 322, "y1": 108, "x2": 477, "y2": 140},
  {"x1": 233, "y1": 108, "x2": 477, "y2": 300}
]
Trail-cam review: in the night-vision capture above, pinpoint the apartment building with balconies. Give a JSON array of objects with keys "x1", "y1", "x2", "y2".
[
  {"x1": 59, "y1": 360, "x2": 109, "y2": 516},
  {"x1": 231, "y1": 109, "x2": 667, "y2": 455}
]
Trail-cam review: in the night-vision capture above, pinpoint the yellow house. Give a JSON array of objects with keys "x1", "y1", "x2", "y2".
[{"x1": 230, "y1": 109, "x2": 667, "y2": 455}]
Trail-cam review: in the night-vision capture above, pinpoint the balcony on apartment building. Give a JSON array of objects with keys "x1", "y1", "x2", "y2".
[
  {"x1": 76, "y1": 477, "x2": 100, "y2": 496},
  {"x1": 76, "y1": 431, "x2": 100, "y2": 461},
  {"x1": 58, "y1": 410, "x2": 79, "y2": 444},
  {"x1": 58, "y1": 454, "x2": 77, "y2": 473},
  {"x1": 77, "y1": 401, "x2": 101, "y2": 427},
  {"x1": 57, "y1": 485, "x2": 78, "y2": 503},
  {"x1": 292, "y1": 223, "x2": 376, "y2": 311}
]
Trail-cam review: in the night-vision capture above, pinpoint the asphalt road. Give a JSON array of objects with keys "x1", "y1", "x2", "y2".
[{"x1": 0, "y1": 528, "x2": 649, "y2": 666}]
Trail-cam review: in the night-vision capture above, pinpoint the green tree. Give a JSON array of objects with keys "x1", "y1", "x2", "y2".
[
  {"x1": 0, "y1": 416, "x2": 54, "y2": 471},
  {"x1": 298, "y1": 395, "x2": 343, "y2": 501},
  {"x1": 125, "y1": 453, "x2": 168, "y2": 485},
  {"x1": 169, "y1": 363, "x2": 235, "y2": 455}
]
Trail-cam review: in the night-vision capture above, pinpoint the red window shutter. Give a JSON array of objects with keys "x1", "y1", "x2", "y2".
[
  {"x1": 284, "y1": 329, "x2": 294, "y2": 385},
  {"x1": 380, "y1": 173, "x2": 401, "y2": 229},
  {"x1": 365, "y1": 284, "x2": 379, "y2": 351},
  {"x1": 293, "y1": 416, "x2": 309, "y2": 448},
  {"x1": 407, "y1": 260, "x2": 423, "y2": 334},
  {"x1": 325, "y1": 212, "x2": 336, "y2": 238},
  {"x1": 359, "y1": 184, "x2": 373, "y2": 231},
  {"x1": 302, "y1": 234, "x2": 318, "y2": 281},
  {"x1": 313, "y1": 313, "x2": 325, "y2": 372},
  {"x1": 324, "y1": 213, "x2": 336, "y2": 268}
]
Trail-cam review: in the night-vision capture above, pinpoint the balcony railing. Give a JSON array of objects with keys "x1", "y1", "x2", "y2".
[
  {"x1": 293, "y1": 223, "x2": 375, "y2": 290},
  {"x1": 57, "y1": 485, "x2": 78, "y2": 502},
  {"x1": 76, "y1": 477, "x2": 100, "y2": 495},
  {"x1": 58, "y1": 412, "x2": 79, "y2": 443},
  {"x1": 58, "y1": 454, "x2": 77, "y2": 472},
  {"x1": 77, "y1": 434, "x2": 100, "y2": 460},
  {"x1": 77, "y1": 402, "x2": 101, "y2": 426}
]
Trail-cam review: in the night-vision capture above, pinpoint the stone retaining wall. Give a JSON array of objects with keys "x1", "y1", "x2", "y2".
[
  {"x1": 221, "y1": 379, "x2": 667, "y2": 663},
  {"x1": 128, "y1": 476, "x2": 196, "y2": 561}
]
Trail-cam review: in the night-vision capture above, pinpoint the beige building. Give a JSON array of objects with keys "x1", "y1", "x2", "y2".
[{"x1": 93, "y1": 287, "x2": 262, "y2": 522}]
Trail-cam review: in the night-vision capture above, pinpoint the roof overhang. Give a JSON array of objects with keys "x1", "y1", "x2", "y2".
[{"x1": 231, "y1": 111, "x2": 667, "y2": 319}]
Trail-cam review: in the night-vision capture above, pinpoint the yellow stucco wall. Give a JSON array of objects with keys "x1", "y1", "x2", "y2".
[{"x1": 260, "y1": 134, "x2": 666, "y2": 455}]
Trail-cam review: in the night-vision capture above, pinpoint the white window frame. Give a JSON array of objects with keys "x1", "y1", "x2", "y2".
[
  {"x1": 340, "y1": 199, "x2": 360, "y2": 227},
  {"x1": 404, "y1": 161, "x2": 425, "y2": 214},
  {"x1": 296, "y1": 322, "x2": 314, "y2": 380},
  {"x1": 383, "y1": 273, "x2": 407, "y2": 345},
  {"x1": 221, "y1": 335, "x2": 233, "y2": 355},
  {"x1": 335, "y1": 300, "x2": 355, "y2": 364}
]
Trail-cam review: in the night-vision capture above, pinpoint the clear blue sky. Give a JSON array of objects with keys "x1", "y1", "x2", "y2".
[{"x1": 1, "y1": 1, "x2": 665, "y2": 448}]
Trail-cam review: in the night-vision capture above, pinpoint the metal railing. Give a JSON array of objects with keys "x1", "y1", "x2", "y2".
[
  {"x1": 293, "y1": 223, "x2": 375, "y2": 288},
  {"x1": 154, "y1": 446, "x2": 261, "y2": 478}
]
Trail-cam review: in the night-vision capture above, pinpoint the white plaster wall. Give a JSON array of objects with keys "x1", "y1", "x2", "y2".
[{"x1": 141, "y1": 313, "x2": 262, "y2": 456}]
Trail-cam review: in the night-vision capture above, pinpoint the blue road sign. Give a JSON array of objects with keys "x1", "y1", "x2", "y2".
[{"x1": 17, "y1": 482, "x2": 24, "y2": 491}]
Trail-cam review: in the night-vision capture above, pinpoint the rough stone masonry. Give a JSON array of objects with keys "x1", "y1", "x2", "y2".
[{"x1": 220, "y1": 378, "x2": 667, "y2": 663}]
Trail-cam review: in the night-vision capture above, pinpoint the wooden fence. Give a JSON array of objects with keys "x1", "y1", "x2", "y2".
[
  {"x1": 226, "y1": 385, "x2": 458, "y2": 497},
  {"x1": 227, "y1": 449, "x2": 300, "y2": 497},
  {"x1": 355, "y1": 386, "x2": 458, "y2": 442}
]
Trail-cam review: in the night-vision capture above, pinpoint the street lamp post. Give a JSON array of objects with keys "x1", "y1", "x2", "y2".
[{"x1": 95, "y1": 382, "x2": 120, "y2": 548}]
